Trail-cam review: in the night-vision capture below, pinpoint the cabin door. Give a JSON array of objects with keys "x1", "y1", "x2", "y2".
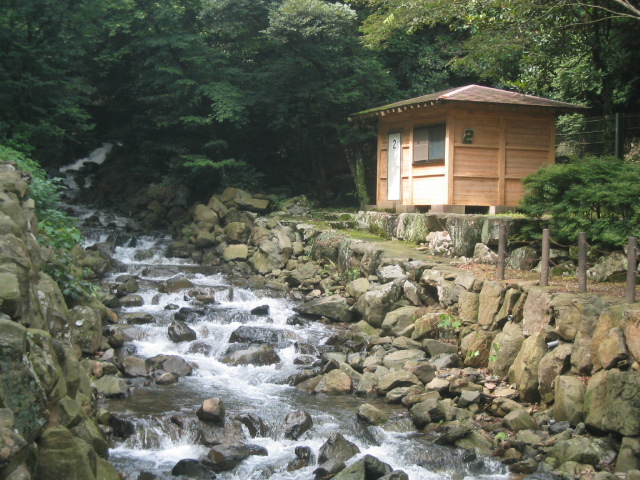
[{"x1": 387, "y1": 132, "x2": 401, "y2": 201}]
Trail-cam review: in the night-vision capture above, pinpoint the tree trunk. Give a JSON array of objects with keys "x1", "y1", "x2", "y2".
[{"x1": 345, "y1": 146, "x2": 371, "y2": 209}]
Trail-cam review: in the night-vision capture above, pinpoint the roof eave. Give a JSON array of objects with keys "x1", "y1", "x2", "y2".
[{"x1": 350, "y1": 99, "x2": 589, "y2": 121}]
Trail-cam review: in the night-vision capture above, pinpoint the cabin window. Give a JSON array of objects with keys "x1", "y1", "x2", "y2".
[{"x1": 413, "y1": 125, "x2": 445, "y2": 163}]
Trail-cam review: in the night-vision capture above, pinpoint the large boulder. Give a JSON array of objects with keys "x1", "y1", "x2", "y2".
[
  {"x1": 207, "y1": 195, "x2": 229, "y2": 219},
  {"x1": 228, "y1": 326, "x2": 299, "y2": 346},
  {"x1": 589, "y1": 305, "x2": 640, "y2": 372},
  {"x1": 522, "y1": 288, "x2": 554, "y2": 336},
  {"x1": 192, "y1": 204, "x2": 219, "y2": 227},
  {"x1": 283, "y1": 410, "x2": 313, "y2": 439},
  {"x1": 285, "y1": 262, "x2": 319, "y2": 287},
  {"x1": 34, "y1": 272, "x2": 69, "y2": 337},
  {"x1": 354, "y1": 280, "x2": 403, "y2": 328},
  {"x1": 314, "y1": 370, "x2": 352, "y2": 395},
  {"x1": 381, "y1": 306, "x2": 419, "y2": 336},
  {"x1": 0, "y1": 270, "x2": 21, "y2": 319},
  {"x1": 488, "y1": 321, "x2": 525, "y2": 378},
  {"x1": 0, "y1": 409, "x2": 29, "y2": 478},
  {"x1": 473, "y1": 243, "x2": 498, "y2": 265},
  {"x1": 207, "y1": 442, "x2": 267, "y2": 472},
  {"x1": 223, "y1": 244, "x2": 249, "y2": 262},
  {"x1": 223, "y1": 345, "x2": 280, "y2": 366},
  {"x1": 585, "y1": 369, "x2": 640, "y2": 436},
  {"x1": 318, "y1": 432, "x2": 360, "y2": 464},
  {"x1": 396, "y1": 213, "x2": 431, "y2": 244},
  {"x1": 461, "y1": 330, "x2": 495, "y2": 368},
  {"x1": 597, "y1": 327, "x2": 630, "y2": 370},
  {"x1": 550, "y1": 436, "x2": 614, "y2": 467},
  {"x1": 537, "y1": 343, "x2": 572, "y2": 403},
  {"x1": 93, "y1": 375, "x2": 129, "y2": 398},
  {"x1": 294, "y1": 295, "x2": 352, "y2": 323},
  {"x1": 376, "y1": 264, "x2": 406, "y2": 283},
  {"x1": 225, "y1": 222, "x2": 250, "y2": 244},
  {"x1": 420, "y1": 268, "x2": 462, "y2": 306},
  {"x1": 357, "y1": 403, "x2": 389, "y2": 426},
  {"x1": 65, "y1": 306, "x2": 103, "y2": 355},
  {"x1": 382, "y1": 349, "x2": 426, "y2": 370},
  {"x1": 171, "y1": 459, "x2": 218, "y2": 479},
  {"x1": 552, "y1": 295, "x2": 605, "y2": 342},
  {"x1": 195, "y1": 230, "x2": 216, "y2": 248},
  {"x1": 377, "y1": 370, "x2": 422, "y2": 393},
  {"x1": 35, "y1": 426, "x2": 98, "y2": 480},
  {"x1": 197, "y1": 398, "x2": 225, "y2": 424},
  {"x1": 503, "y1": 409, "x2": 536, "y2": 431},
  {"x1": 553, "y1": 375, "x2": 585, "y2": 426},
  {"x1": 508, "y1": 332, "x2": 547, "y2": 402},
  {"x1": 248, "y1": 227, "x2": 292, "y2": 274},
  {"x1": 458, "y1": 291, "x2": 479, "y2": 323},
  {"x1": 615, "y1": 437, "x2": 640, "y2": 473},
  {"x1": 168, "y1": 320, "x2": 197, "y2": 343},
  {"x1": 588, "y1": 252, "x2": 628, "y2": 282},
  {"x1": 446, "y1": 215, "x2": 484, "y2": 257},
  {"x1": 411, "y1": 313, "x2": 441, "y2": 341},
  {"x1": 346, "y1": 277, "x2": 370, "y2": 299},
  {"x1": 0, "y1": 319, "x2": 48, "y2": 443},
  {"x1": 235, "y1": 197, "x2": 270, "y2": 213},
  {"x1": 121, "y1": 356, "x2": 149, "y2": 378},
  {"x1": 26, "y1": 329, "x2": 66, "y2": 405},
  {"x1": 506, "y1": 246, "x2": 538, "y2": 271},
  {"x1": 410, "y1": 398, "x2": 446, "y2": 428}
]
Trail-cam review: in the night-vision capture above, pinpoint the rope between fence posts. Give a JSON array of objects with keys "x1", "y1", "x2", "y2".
[{"x1": 548, "y1": 236, "x2": 578, "y2": 249}]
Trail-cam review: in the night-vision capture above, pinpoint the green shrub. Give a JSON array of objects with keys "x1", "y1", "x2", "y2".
[
  {"x1": 519, "y1": 155, "x2": 640, "y2": 248},
  {"x1": 0, "y1": 145, "x2": 95, "y2": 302}
]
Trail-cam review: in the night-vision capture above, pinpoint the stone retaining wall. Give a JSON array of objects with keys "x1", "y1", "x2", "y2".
[{"x1": 354, "y1": 211, "x2": 530, "y2": 255}]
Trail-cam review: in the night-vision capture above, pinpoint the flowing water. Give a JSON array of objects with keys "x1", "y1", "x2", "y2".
[{"x1": 63, "y1": 149, "x2": 510, "y2": 480}]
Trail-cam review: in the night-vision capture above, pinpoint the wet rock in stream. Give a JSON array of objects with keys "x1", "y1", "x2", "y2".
[
  {"x1": 222, "y1": 344, "x2": 281, "y2": 366},
  {"x1": 282, "y1": 410, "x2": 313, "y2": 440},
  {"x1": 171, "y1": 458, "x2": 218, "y2": 479},
  {"x1": 196, "y1": 398, "x2": 226, "y2": 424},
  {"x1": 207, "y1": 442, "x2": 268, "y2": 472},
  {"x1": 167, "y1": 319, "x2": 197, "y2": 342},
  {"x1": 228, "y1": 325, "x2": 302, "y2": 346}
]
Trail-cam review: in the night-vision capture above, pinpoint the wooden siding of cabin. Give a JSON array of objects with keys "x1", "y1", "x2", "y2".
[
  {"x1": 376, "y1": 104, "x2": 555, "y2": 207},
  {"x1": 376, "y1": 108, "x2": 448, "y2": 206}
]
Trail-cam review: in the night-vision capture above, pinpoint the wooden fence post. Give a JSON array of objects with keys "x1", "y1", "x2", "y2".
[
  {"x1": 541, "y1": 228, "x2": 550, "y2": 287},
  {"x1": 627, "y1": 237, "x2": 637, "y2": 303},
  {"x1": 497, "y1": 224, "x2": 506, "y2": 281},
  {"x1": 578, "y1": 232, "x2": 587, "y2": 293}
]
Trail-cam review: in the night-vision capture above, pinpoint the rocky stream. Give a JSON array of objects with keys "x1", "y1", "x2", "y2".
[
  {"x1": 2, "y1": 147, "x2": 640, "y2": 480},
  {"x1": 68, "y1": 158, "x2": 508, "y2": 479}
]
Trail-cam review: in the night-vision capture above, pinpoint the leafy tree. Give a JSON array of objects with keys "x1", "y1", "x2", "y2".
[
  {"x1": 356, "y1": 0, "x2": 640, "y2": 114},
  {"x1": 252, "y1": 0, "x2": 396, "y2": 203},
  {"x1": 86, "y1": 0, "x2": 255, "y2": 193},
  {"x1": 0, "y1": 0, "x2": 101, "y2": 162},
  {"x1": 519, "y1": 155, "x2": 640, "y2": 248}
]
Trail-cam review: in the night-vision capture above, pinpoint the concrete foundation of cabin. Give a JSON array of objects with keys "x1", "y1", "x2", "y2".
[
  {"x1": 367, "y1": 204, "x2": 517, "y2": 215},
  {"x1": 354, "y1": 210, "x2": 531, "y2": 256}
]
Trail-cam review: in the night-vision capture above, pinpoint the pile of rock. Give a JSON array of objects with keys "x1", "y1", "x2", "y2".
[
  {"x1": 0, "y1": 162, "x2": 121, "y2": 480},
  {"x1": 284, "y1": 252, "x2": 640, "y2": 478}
]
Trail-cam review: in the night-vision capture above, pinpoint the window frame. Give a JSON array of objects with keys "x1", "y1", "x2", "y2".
[{"x1": 412, "y1": 124, "x2": 446, "y2": 164}]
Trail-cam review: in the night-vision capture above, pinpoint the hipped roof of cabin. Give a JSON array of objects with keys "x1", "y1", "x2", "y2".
[{"x1": 350, "y1": 84, "x2": 589, "y2": 119}]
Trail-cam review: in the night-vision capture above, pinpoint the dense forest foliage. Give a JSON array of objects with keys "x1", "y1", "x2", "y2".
[{"x1": 1, "y1": 0, "x2": 639, "y2": 205}]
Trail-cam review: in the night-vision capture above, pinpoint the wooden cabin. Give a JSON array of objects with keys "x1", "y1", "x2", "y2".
[{"x1": 351, "y1": 85, "x2": 587, "y2": 213}]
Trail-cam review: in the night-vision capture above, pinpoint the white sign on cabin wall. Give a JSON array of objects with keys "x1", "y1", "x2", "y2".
[{"x1": 387, "y1": 132, "x2": 401, "y2": 201}]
